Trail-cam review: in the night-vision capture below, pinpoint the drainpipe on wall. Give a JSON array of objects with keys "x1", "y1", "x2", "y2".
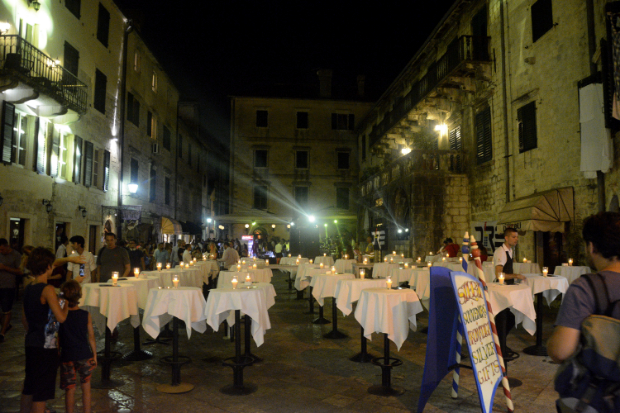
[
  {"x1": 174, "y1": 99, "x2": 179, "y2": 222},
  {"x1": 500, "y1": 1, "x2": 511, "y2": 203},
  {"x1": 586, "y1": 0, "x2": 606, "y2": 212},
  {"x1": 117, "y1": 20, "x2": 133, "y2": 237}
]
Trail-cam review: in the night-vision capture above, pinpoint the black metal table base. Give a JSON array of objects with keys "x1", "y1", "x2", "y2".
[
  {"x1": 243, "y1": 315, "x2": 262, "y2": 363},
  {"x1": 123, "y1": 326, "x2": 153, "y2": 361},
  {"x1": 350, "y1": 327, "x2": 378, "y2": 363},
  {"x1": 313, "y1": 303, "x2": 330, "y2": 324},
  {"x1": 157, "y1": 317, "x2": 193, "y2": 393},
  {"x1": 221, "y1": 310, "x2": 256, "y2": 395},
  {"x1": 304, "y1": 287, "x2": 315, "y2": 314},
  {"x1": 323, "y1": 297, "x2": 347, "y2": 339},
  {"x1": 368, "y1": 333, "x2": 404, "y2": 396},
  {"x1": 523, "y1": 292, "x2": 548, "y2": 356},
  {"x1": 91, "y1": 324, "x2": 123, "y2": 389}
]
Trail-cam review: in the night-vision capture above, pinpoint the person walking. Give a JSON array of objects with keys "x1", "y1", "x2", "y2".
[
  {"x1": 153, "y1": 243, "x2": 170, "y2": 267},
  {"x1": 67, "y1": 236, "x2": 97, "y2": 284},
  {"x1": 96, "y1": 233, "x2": 130, "y2": 282}
]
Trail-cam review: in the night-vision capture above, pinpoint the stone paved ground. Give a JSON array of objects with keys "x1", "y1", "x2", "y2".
[{"x1": 0, "y1": 271, "x2": 561, "y2": 412}]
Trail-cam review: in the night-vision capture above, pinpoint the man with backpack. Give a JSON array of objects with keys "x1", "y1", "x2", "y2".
[{"x1": 548, "y1": 211, "x2": 620, "y2": 412}]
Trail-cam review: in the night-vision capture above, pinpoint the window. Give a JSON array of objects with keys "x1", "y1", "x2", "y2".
[
  {"x1": 147, "y1": 111, "x2": 157, "y2": 139},
  {"x1": 295, "y1": 150, "x2": 308, "y2": 169},
  {"x1": 165, "y1": 177, "x2": 170, "y2": 205},
  {"x1": 94, "y1": 69, "x2": 107, "y2": 114},
  {"x1": 178, "y1": 134, "x2": 183, "y2": 158},
  {"x1": 449, "y1": 126, "x2": 462, "y2": 172},
  {"x1": 152, "y1": 71, "x2": 157, "y2": 93},
  {"x1": 297, "y1": 112, "x2": 308, "y2": 129},
  {"x1": 337, "y1": 152, "x2": 350, "y2": 169},
  {"x1": 336, "y1": 187, "x2": 349, "y2": 210},
  {"x1": 96, "y1": 3, "x2": 110, "y2": 47},
  {"x1": 361, "y1": 135, "x2": 366, "y2": 161},
  {"x1": 65, "y1": 0, "x2": 81, "y2": 18},
  {"x1": 256, "y1": 110, "x2": 268, "y2": 127},
  {"x1": 475, "y1": 107, "x2": 492, "y2": 164},
  {"x1": 532, "y1": 0, "x2": 553, "y2": 43},
  {"x1": 1, "y1": 101, "x2": 15, "y2": 164},
  {"x1": 73, "y1": 136, "x2": 82, "y2": 183},
  {"x1": 253, "y1": 186, "x2": 268, "y2": 209},
  {"x1": 63, "y1": 42, "x2": 79, "y2": 78},
  {"x1": 294, "y1": 187, "x2": 308, "y2": 208},
  {"x1": 93, "y1": 149, "x2": 100, "y2": 187},
  {"x1": 127, "y1": 92, "x2": 140, "y2": 126},
  {"x1": 12, "y1": 111, "x2": 28, "y2": 166},
  {"x1": 83, "y1": 141, "x2": 93, "y2": 187},
  {"x1": 518, "y1": 102, "x2": 538, "y2": 153},
  {"x1": 149, "y1": 166, "x2": 156, "y2": 202},
  {"x1": 254, "y1": 149, "x2": 267, "y2": 168},
  {"x1": 49, "y1": 127, "x2": 60, "y2": 177},
  {"x1": 58, "y1": 132, "x2": 69, "y2": 179},
  {"x1": 103, "y1": 150, "x2": 110, "y2": 191},
  {"x1": 134, "y1": 51, "x2": 140, "y2": 72},
  {"x1": 18, "y1": 19, "x2": 33, "y2": 43},
  {"x1": 130, "y1": 158, "x2": 139, "y2": 187},
  {"x1": 34, "y1": 117, "x2": 47, "y2": 174},
  {"x1": 163, "y1": 126, "x2": 171, "y2": 150},
  {"x1": 331, "y1": 113, "x2": 355, "y2": 130}
]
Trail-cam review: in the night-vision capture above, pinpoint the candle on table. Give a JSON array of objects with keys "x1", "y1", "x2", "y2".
[
  {"x1": 298, "y1": 255, "x2": 301, "y2": 259},
  {"x1": 320, "y1": 262, "x2": 324, "y2": 269},
  {"x1": 193, "y1": 258, "x2": 196, "y2": 263},
  {"x1": 309, "y1": 259, "x2": 313, "y2": 264},
  {"x1": 331, "y1": 266, "x2": 336, "y2": 274},
  {"x1": 384, "y1": 257, "x2": 388, "y2": 262},
  {"x1": 427, "y1": 261, "x2": 432, "y2": 268},
  {"x1": 166, "y1": 263, "x2": 171, "y2": 269},
  {"x1": 542, "y1": 267, "x2": 548, "y2": 277},
  {"x1": 231, "y1": 276, "x2": 238, "y2": 289},
  {"x1": 363, "y1": 257, "x2": 368, "y2": 264},
  {"x1": 404, "y1": 262, "x2": 409, "y2": 268},
  {"x1": 323, "y1": 253, "x2": 326, "y2": 257},
  {"x1": 253, "y1": 257, "x2": 256, "y2": 261},
  {"x1": 112, "y1": 271, "x2": 119, "y2": 286},
  {"x1": 430, "y1": 252, "x2": 433, "y2": 256},
  {"x1": 390, "y1": 257, "x2": 394, "y2": 263},
  {"x1": 498, "y1": 272, "x2": 505, "y2": 285},
  {"x1": 392, "y1": 251, "x2": 396, "y2": 255},
  {"x1": 157, "y1": 263, "x2": 162, "y2": 271},
  {"x1": 523, "y1": 257, "x2": 527, "y2": 263},
  {"x1": 242, "y1": 260, "x2": 246, "y2": 265},
  {"x1": 189, "y1": 261, "x2": 194, "y2": 266},
  {"x1": 568, "y1": 258, "x2": 573, "y2": 266},
  {"x1": 265, "y1": 259, "x2": 269, "y2": 266},
  {"x1": 360, "y1": 269, "x2": 365, "y2": 279},
  {"x1": 446, "y1": 254, "x2": 450, "y2": 258},
  {"x1": 253, "y1": 263, "x2": 257, "y2": 269},
  {"x1": 386, "y1": 276, "x2": 392, "y2": 290},
  {"x1": 401, "y1": 253, "x2": 404, "y2": 258},
  {"x1": 417, "y1": 257, "x2": 421, "y2": 263},
  {"x1": 442, "y1": 257, "x2": 446, "y2": 262},
  {"x1": 245, "y1": 274, "x2": 252, "y2": 285},
  {"x1": 237, "y1": 264, "x2": 241, "y2": 272},
  {"x1": 459, "y1": 257, "x2": 463, "y2": 263},
  {"x1": 296, "y1": 259, "x2": 300, "y2": 265},
  {"x1": 288, "y1": 253, "x2": 291, "y2": 257},
  {"x1": 173, "y1": 274, "x2": 179, "y2": 288},
  {"x1": 134, "y1": 267, "x2": 140, "y2": 277},
  {"x1": 202, "y1": 254, "x2": 206, "y2": 261}
]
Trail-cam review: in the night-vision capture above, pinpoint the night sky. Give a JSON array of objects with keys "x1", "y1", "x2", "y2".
[{"x1": 116, "y1": 0, "x2": 458, "y2": 143}]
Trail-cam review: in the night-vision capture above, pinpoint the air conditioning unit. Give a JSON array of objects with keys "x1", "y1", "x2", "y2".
[{"x1": 152, "y1": 143, "x2": 159, "y2": 154}]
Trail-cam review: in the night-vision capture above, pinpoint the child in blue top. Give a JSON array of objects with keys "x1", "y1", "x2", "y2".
[{"x1": 58, "y1": 280, "x2": 97, "y2": 413}]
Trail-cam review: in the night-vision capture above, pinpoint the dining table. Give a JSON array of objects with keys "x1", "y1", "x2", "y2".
[
  {"x1": 142, "y1": 286, "x2": 209, "y2": 393},
  {"x1": 354, "y1": 287, "x2": 423, "y2": 396},
  {"x1": 310, "y1": 273, "x2": 355, "y2": 338},
  {"x1": 218, "y1": 268, "x2": 273, "y2": 287},
  {"x1": 334, "y1": 259, "x2": 357, "y2": 274},
  {"x1": 143, "y1": 268, "x2": 203, "y2": 288},
  {"x1": 553, "y1": 265, "x2": 591, "y2": 284},
  {"x1": 314, "y1": 256, "x2": 334, "y2": 267},
  {"x1": 372, "y1": 262, "x2": 400, "y2": 278},
  {"x1": 513, "y1": 262, "x2": 541, "y2": 275},
  {"x1": 280, "y1": 256, "x2": 309, "y2": 266}
]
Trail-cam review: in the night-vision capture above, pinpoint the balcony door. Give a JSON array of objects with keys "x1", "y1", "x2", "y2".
[{"x1": 471, "y1": 7, "x2": 489, "y2": 61}]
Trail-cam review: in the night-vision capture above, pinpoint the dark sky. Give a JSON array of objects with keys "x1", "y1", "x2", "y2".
[{"x1": 116, "y1": 0, "x2": 457, "y2": 142}]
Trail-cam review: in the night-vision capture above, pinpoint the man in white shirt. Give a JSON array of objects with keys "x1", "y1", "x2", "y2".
[
  {"x1": 275, "y1": 241, "x2": 283, "y2": 258},
  {"x1": 56, "y1": 235, "x2": 69, "y2": 259},
  {"x1": 171, "y1": 241, "x2": 183, "y2": 267},
  {"x1": 67, "y1": 235, "x2": 97, "y2": 284},
  {"x1": 182, "y1": 244, "x2": 193, "y2": 264},
  {"x1": 219, "y1": 242, "x2": 239, "y2": 269}
]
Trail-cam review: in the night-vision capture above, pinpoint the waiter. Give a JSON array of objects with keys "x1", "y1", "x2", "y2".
[{"x1": 493, "y1": 227, "x2": 526, "y2": 361}]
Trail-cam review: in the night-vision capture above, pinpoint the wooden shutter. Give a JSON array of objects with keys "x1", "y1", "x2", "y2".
[
  {"x1": 50, "y1": 127, "x2": 60, "y2": 177},
  {"x1": 475, "y1": 107, "x2": 492, "y2": 165},
  {"x1": 147, "y1": 111, "x2": 152, "y2": 136},
  {"x1": 73, "y1": 135, "x2": 83, "y2": 183},
  {"x1": 134, "y1": 100, "x2": 140, "y2": 127},
  {"x1": 83, "y1": 141, "x2": 93, "y2": 187},
  {"x1": 449, "y1": 126, "x2": 462, "y2": 172},
  {"x1": 33, "y1": 118, "x2": 45, "y2": 174},
  {"x1": 518, "y1": 102, "x2": 537, "y2": 153},
  {"x1": 1, "y1": 101, "x2": 15, "y2": 163},
  {"x1": 94, "y1": 69, "x2": 106, "y2": 114},
  {"x1": 149, "y1": 166, "x2": 156, "y2": 202},
  {"x1": 97, "y1": 3, "x2": 110, "y2": 47},
  {"x1": 103, "y1": 150, "x2": 110, "y2": 192},
  {"x1": 127, "y1": 92, "x2": 134, "y2": 123}
]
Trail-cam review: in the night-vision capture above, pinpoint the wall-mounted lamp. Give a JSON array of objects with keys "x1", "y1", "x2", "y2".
[
  {"x1": 42, "y1": 199, "x2": 52, "y2": 213},
  {"x1": 401, "y1": 147, "x2": 412, "y2": 155},
  {"x1": 434, "y1": 123, "x2": 448, "y2": 135},
  {"x1": 78, "y1": 206, "x2": 87, "y2": 218},
  {"x1": 218, "y1": 225, "x2": 224, "y2": 230},
  {"x1": 245, "y1": 224, "x2": 250, "y2": 229},
  {"x1": 28, "y1": 0, "x2": 40, "y2": 11},
  {"x1": 0, "y1": 22, "x2": 10, "y2": 35},
  {"x1": 271, "y1": 224, "x2": 276, "y2": 231}
]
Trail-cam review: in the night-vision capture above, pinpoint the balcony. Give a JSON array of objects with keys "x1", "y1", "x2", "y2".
[
  {"x1": 360, "y1": 149, "x2": 465, "y2": 197},
  {"x1": 0, "y1": 35, "x2": 87, "y2": 114},
  {"x1": 368, "y1": 35, "x2": 491, "y2": 147}
]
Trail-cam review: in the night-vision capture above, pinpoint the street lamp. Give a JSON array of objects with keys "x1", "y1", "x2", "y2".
[
  {"x1": 128, "y1": 183, "x2": 138, "y2": 194},
  {"x1": 308, "y1": 215, "x2": 315, "y2": 223}
]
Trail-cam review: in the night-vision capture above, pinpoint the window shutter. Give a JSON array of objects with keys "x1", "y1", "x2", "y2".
[
  {"x1": 518, "y1": 102, "x2": 537, "y2": 153},
  {"x1": 83, "y1": 141, "x2": 93, "y2": 187},
  {"x1": 149, "y1": 166, "x2": 156, "y2": 202},
  {"x1": 475, "y1": 107, "x2": 492, "y2": 164},
  {"x1": 34, "y1": 118, "x2": 46, "y2": 174},
  {"x1": 97, "y1": 3, "x2": 110, "y2": 47},
  {"x1": 103, "y1": 149, "x2": 110, "y2": 191},
  {"x1": 127, "y1": 93, "x2": 134, "y2": 123},
  {"x1": 50, "y1": 127, "x2": 60, "y2": 177},
  {"x1": 449, "y1": 126, "x2": 462, "y2": 172},
  {"x1": 147, "y1": 111, "x2": 152, "y2": 136},
  {"x1": 331, "y1": 113, "x2": 337, "y2": 129},
  {"x1": 134, "y1": 100, "x2": 140, "y2": 127},
  {"x1": 1, "y1": 101, "x2": 15, "y2": 163},
  {"x1": 73, "y1": 135, "x2": 83, "y2": 183}
]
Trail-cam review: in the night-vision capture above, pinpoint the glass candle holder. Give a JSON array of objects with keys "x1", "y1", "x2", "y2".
[
  {"x1": 134, "y1": 268, "x2": 140, "y2": 277},
  {"x1": 542, "y1": 267, "x2": 548, "y2": 277},
  {"x1": 157, "y1": 263, "x2": 162, "y2": 271},
  {"x1": 173, "y1": 275, "x2": 179, "y2": 288},
  {"x1": 360, "y1": 269, "x2": 365, "y2": 279},
  {"x1": 498, "y1": 272, "x2": 505, "y2": 285},
  {"x1": 112, "y1": 271, "x2": 119, "y2": 286},
  {"x1": 231, "y1": 276, "x2": 238, "y2": 289},
  {"x1": 386, "y1": 276, "x2": 392, "y2": 290}
]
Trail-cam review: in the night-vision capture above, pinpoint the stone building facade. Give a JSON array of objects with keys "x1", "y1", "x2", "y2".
[{"x1": 357, "y1": 0, "x2": 614, "y2": 268}]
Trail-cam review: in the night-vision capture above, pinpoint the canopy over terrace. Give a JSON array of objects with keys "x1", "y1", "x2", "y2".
[
  {"x1": 497, "y1": 187, "x2": 574, "y2": 232},
  {"x1": 161, "y1": 217, "x2": 182, "y2": 235}
]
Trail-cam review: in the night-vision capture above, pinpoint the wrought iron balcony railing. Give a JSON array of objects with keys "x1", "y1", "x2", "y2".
[
  {"x1": 360, "y1": 149, "x2": 465, "y2": 197},
  {"x1": 368, "y1": 35, "x2": 490, "y2": 147},
  {"x1": 0, "y1": 35, "x2": 87, "y2": 114}
]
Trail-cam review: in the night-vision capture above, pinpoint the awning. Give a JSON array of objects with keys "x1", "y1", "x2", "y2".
[
  {"x1": 497, "y1": 187, "x2": 574, "y2": 232},
  {"x1": 161, "y1": 217, "x2": 182, "y2": 235},
  {"x1": 181, "y1": 221, "x2": 203, "y2": 235}
]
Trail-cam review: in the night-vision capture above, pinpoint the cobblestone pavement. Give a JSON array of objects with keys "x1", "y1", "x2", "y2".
[{"x1": 0, "y1": 271, "x2": 561, "y2": 412}]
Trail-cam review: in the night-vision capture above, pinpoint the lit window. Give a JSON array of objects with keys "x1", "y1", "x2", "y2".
[
  {"x1": 11, "y1": 112, "x2": 28, "y2": 166},
  {"x1": 152, "y1": 71, "x2": 157, "y2": 93},
  {"x1": 134, "y1": 51, "x2": 141, "y2": 72},
  {"x1": 58, "y1": 133, "x2": 69, "y2": 179}
]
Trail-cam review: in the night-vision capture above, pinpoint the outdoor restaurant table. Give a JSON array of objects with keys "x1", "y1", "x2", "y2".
[
  {"x1": 295, "y1": 264, "x2": 325, "y2": 290},
  {"x1": 513, "y1": 262, "x2": 541, "y2": 275},
  {"x1": 354, "y1": 288, "x2": 423, "y2": 396},
  {"x1": 334, "y1": 259, "x2": 356, "y2": 274},
  {"x1": 353, "y1": 263, "x2": 374, "y2": 277},
  {"x1": 425, "y1": 255, "x2": 441, "y2": 262},
  {"x1": 372, "y1": 262, "x2": 400, "y2": 278},
  {"x1": 280, "y1": 257, "x2": 309, "y2": 266},
  {"x1": 79, "y1": 283, "x2": 141, "y2": 388},
  {"x1": 522, "y1": 274, "x2": 570, "y2": 356},
  {"x1": 311, "y1": 273, "x2": 355, "y2": 338},
  {"x1": 388, "y1": 267, "x2": 417, "y2": 285},
  {"x1": 554, "y1": 265, "x2": 591, "y2": 284},
  {"x1": 195, "y1": 260, "x2": 220, "y2": 280},
  {"x1": 486, "y1": 283, "x2": 536, "y2": 335},
  {"x1": 142, "y1": 286, "x2": 208, "y2": 393},
  {"x1": 385, "y1": 254, "x2": 414, "y2": 264},
  {"x1": 115, "y1": 276, "x2": 162, "y2": 309},
  {"x1": 411, "y1": 268, "x2": 432, "y2": 308},
  {"x1": 143, "y1": 268, "x2": 203, "y2": 288},
  {"x1": 217, "y1": 269, "x2": 272, "y2": 288},
  {"x1": 315, "y1": 256, "x2": 334, "y2": 267}
]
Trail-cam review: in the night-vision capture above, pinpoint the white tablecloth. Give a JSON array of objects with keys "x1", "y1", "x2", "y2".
[
  {"x1": 384, "y1": 254, "x2": 414, "y2": 264},
  {"x1": 79, "y1": 283, "x2": 140, "y2": 333},
  {"x1": 295, "y1": 265, "x2": 329, "y2": 290},
  {"x1": 513, "y1": 262, "x2": 541, "y2": 275},
  {"x1": 388, "y1": 267, "x2": 417, "y2": 284},
  {"x1": 425, "y1": 255, "x2": 441, "y2": 262},
  {"x1": 553, "y1": 265, "x2": 591, "y2": 284},
  {"x1": 270, "y1": 264, "x2": 298, "y2": 280},
  {"x1": 205, "y1": 283, "x2": 276, "y2": 346},
  {"x1": 334, "y1": 278, "x2": 388, "y2": 315},
  {"x1": 523, "y1": 274, "x2": 569, "y2": 306},
  {"x1": 114, "y1": 277, "x2": 161, "y2": 309},
  {"x1": 143, "y1": 268, "x2": 203, "y2": 288},
  {"x1": 310, "y1": 273, "x2": 355, "y2": 306},
  {"x1": 280, "y1": 257, "x2": 309, "y2": 266},
  {"x1": 353, "y1": 263, "x2": 374, "y2": 277},
  {"x1": 195, "y1": 260, "x2": 220, "y2": 280},
  {"x1": 218, "y1": 269, "x2": 272, "y2": 287},
  {"x1": 142, "y1": 287, "x2": 208, "y2": 339},
  {"x1": 486, "y1": 283, "x2": 537, "y2": 335},
  {"x1": 334, "y1": 259, "x2": 356, "y2": 274},
  {"x1": 315, "y1": 256, "x2": 334, "y2": 267},
  {"x1": 412, "y1": 269, "x2": 431, "y2": 308},
  {"x1": 372, "y1": 263, "x2": 400, "y2": 278},
  {"x1": 354, "y1": 288, "x2": 423, "y2": 350}
]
